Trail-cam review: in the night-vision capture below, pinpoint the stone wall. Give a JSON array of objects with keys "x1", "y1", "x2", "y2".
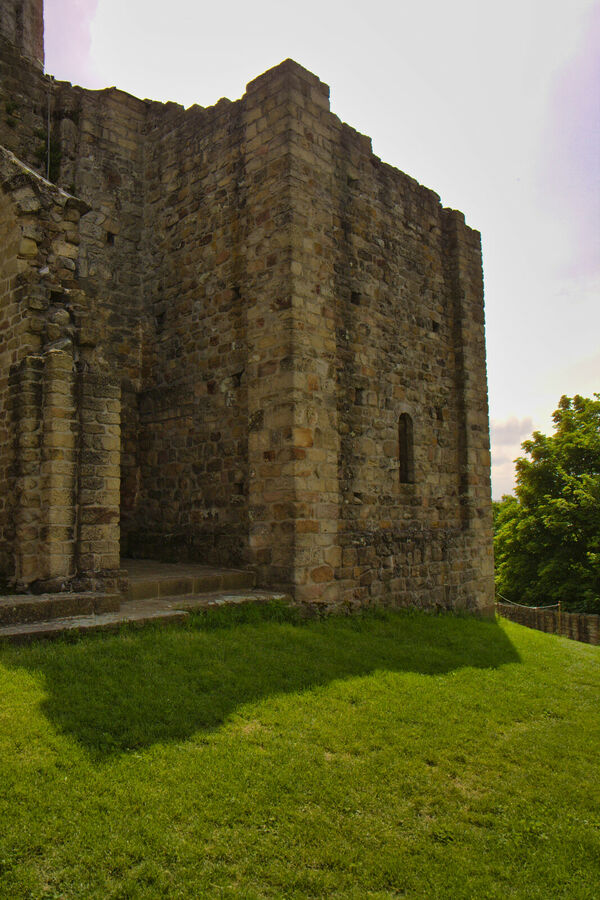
[
  {"x1": 0, "y1": 36, "x2": 148, "y2": 553},
  {"x1": 0, "y1": 169, "x2": 25, "y2": 574},
  {"x1": 0, "y1": 146, "x2": 83, "y2": 581},
  {"x1": 0, "y1": 146, "x2": 120, "y2": 590},
  {"x1": 0, "y1": 34, "x2": 48, "y2": 181},
  {"x1": 0, "y1": 0, "x2": 44, "y2": 70},
  {"x1": 132, "y1": 98, "x2": 249, "y2": 564},
  {"x1": 51, "y1": 81, "x2": 147, "y2": 549},
  {"x1": 230, "y1": 61, "x2": 493, "y2": 612},
  {"x1": 0, "y1": 8, "x2": 494, "y2": 613}
]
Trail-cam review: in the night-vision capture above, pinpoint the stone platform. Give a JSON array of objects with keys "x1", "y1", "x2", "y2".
[{"x1": 0, "y1": 559, "x2": 290, "y2": 644}]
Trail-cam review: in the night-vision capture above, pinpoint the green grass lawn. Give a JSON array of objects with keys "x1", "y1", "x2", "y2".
[{"x1": 1, "y1": 605, "x2": 598, "y2": 899}]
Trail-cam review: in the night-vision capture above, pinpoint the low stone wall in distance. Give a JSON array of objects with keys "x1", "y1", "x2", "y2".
[{"x1": 497, "y1": 602, "x2": 599, "y2": 646}]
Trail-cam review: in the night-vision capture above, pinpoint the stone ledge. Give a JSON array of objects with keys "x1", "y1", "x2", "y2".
[
  {"x1": 0, "y1": 589, "x2": 293, "y2": 643},
  {"x1": 0, "y1": 591, "x2": 121, "y2": 626}
]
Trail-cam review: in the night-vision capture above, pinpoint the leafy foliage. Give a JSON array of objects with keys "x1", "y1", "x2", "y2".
[{"x1": 494, "y1": 394, "x2": 600, "y2": 612}]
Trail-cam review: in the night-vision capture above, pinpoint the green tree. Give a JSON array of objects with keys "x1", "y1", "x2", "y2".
[{"x1": 494, "y1": 394, "x2": 600, "y2": 613}]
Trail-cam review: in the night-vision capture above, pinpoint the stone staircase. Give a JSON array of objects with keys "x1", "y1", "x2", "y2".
[{"x1": 0, "y1": 559, "x2": 290, "y2": 644}]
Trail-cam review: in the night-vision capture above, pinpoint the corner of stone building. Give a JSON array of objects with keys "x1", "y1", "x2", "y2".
[
  {"x1": 245, "y1": 58, "x2": 330, "y2": 109},
  {"x1": 0, "y1": 0, "x2": 44, "y2": 70},
  {"x1": 240, "y1": 54, "x2": 345, "y2": 609},
  {"x1": 440, "y1": 205, "x2": 494, "y2": 615},
  {"x1": 0, "y1": 147, "x2": 121, "y2": 592}
]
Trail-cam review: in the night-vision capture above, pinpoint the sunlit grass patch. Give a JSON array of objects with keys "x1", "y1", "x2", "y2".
[{"x1": 1, "y1": 607, "x2": 598, "y2": 898}]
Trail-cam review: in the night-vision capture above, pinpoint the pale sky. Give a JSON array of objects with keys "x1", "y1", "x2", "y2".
[{"x1": 44, "y1": 0, "x2": 600, "y2": 498}]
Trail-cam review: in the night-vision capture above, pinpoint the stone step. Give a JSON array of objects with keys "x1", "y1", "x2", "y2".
[
  {"x1": 139, "y1": 588, "x2": 290, "y2": 614},
  {"x1": 0, "y1": 592, "x2": 121, "y2": 627},
  {"x1": 123, "y1": 560, "x2": 256, "y2": 603},
  {"x1": 0, "y1": 608, "x2": 188, "y2": 644},
  {"x1": 0, "y1": 589, "x2": 292, "y2": 644}
]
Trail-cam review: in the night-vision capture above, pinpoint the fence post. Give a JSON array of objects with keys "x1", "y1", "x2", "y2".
[{"x1": 558, "y1": 601, "x2": 562, "y2": 637}]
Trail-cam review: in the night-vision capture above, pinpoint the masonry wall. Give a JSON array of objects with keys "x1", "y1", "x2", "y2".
[
  {"x1": 0, "y1": 33, "x2": 147, "y2": 559},
  {"x1": 329, "y1": 145, "x2": 493, "y2": 611},
  {"x1": 0, "y1": 147, "x2": 121, "y2": 590},
  {"x1": 242, "y1": 64, "x2": 322, "y2": 593},
  {"x1": 254, "y1": 63, "x2": 342, "y2": 604},
  {"x1": 129, "y1": 98, "x2": 250, "y2": 565},
  {"x1": 331, "y1": 131, "x2": 463, "y2": 610},
  {"x1": 0, "y1": 148, "x2": 80, "y2": 583},
  {"x1": 236, "y1": 62, "x2": 494, "y2": 612},
  {"x1": 1, "y1": 16, "x2": 493, "y2": 610},
  {"x1": 51, "y1": 81, "x2": 146, "y2": 551},
  {"x1": 0, "y1": 36, "x2": 48, "y2": 173},
  {"x1": 0, "y1": 0, "x2": 44, "y2": 69},
  {"x1": 0, "y1": 183, "x2": 25, "y2": 574},
  {"x1": 129, "y1": 66, "x2": 334, "y2": 583}
]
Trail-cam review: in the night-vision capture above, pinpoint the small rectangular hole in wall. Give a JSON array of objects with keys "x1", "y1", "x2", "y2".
[
  {"x1": 106, "y1": 231, "x2": 115, "y2": 245},
  {"x1": 155, "y1": 311, "x2": 165, "y2": 333},
  {"x1": 431, "y1": 319, "x2": 440, "y2": 333},
  {"x1": 351, "y1": 291, "x2": 361, "y2": 306}
]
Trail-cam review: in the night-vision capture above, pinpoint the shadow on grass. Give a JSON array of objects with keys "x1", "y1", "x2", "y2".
[{"x1": 2, "y1": 605, "x2": 520, "y2": 759}]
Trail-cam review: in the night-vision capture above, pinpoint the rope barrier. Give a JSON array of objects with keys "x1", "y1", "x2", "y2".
[{"x1": 496, "y1": 594, "x2": 560, "y2": 610}]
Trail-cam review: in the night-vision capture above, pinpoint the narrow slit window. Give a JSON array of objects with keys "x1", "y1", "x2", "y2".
[{"x1": 398, "y1": 413, "x2": 414, "y2": 484}]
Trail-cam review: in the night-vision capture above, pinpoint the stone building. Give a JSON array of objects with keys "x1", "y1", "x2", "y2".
[{"x1": 0, "y1": 0, "x2": 494, "y2": 614}]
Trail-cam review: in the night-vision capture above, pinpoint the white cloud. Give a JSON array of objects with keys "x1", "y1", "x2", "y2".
[{"x1": 491, "y1": 417, "x2": 534, "y2": 446}]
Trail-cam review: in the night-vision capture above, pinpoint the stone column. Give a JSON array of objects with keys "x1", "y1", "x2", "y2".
[
  {"x1": 76, "y1": 368, "x2": 121, "y2": 581},
  {"x1": 12, "y1": 354, "x2": 43, "y2": 585},
  {"x1": 243, "y1": 61, "x2": 341, "y2": 607},
  {"x1": 40, "y1": 347, "x2": 78, "y2": 583},
  {"x1": 285, "y1": 66, "x2": 341, "y2": 608},
  {"x1": 243, "y1": 64, "x2": 296, "y2": 591},
  {"x1": 442, "y1": 208, "x2": 494, "y2": 614}
]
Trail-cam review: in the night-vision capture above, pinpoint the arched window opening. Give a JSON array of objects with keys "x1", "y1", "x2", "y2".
[{"x1": 398, "y1": 414, "x2": 414, "y2": 484}]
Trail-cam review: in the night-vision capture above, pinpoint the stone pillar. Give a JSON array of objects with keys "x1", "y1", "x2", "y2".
[
  {"x1": 442, "y1": 208, "x2": 494, "y2": 614},
  {"x1": 10, "y1": 353, "x2": 121, "y2": 591},
  {"x1": 11, "y1": 348, "x2": 78, "y2": 589},
  {"x1": 77, "y1": 368, "x2": 121, "y2": 580},
  {"x1": 40, "y1": 347, "x2": 78, "y2": 583},
  {"x1": 243, "y1": 64, "x2": 296, "y2": 591},
  {"x1": 243, "y1": 60, "x2": 341, "y2": 607},
  {"x1": 285, "y1": 67, "x2": 341, "y2": 608},
  {"x1": 12, "y1": 354, "x2": 43, "y2": 585}
]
